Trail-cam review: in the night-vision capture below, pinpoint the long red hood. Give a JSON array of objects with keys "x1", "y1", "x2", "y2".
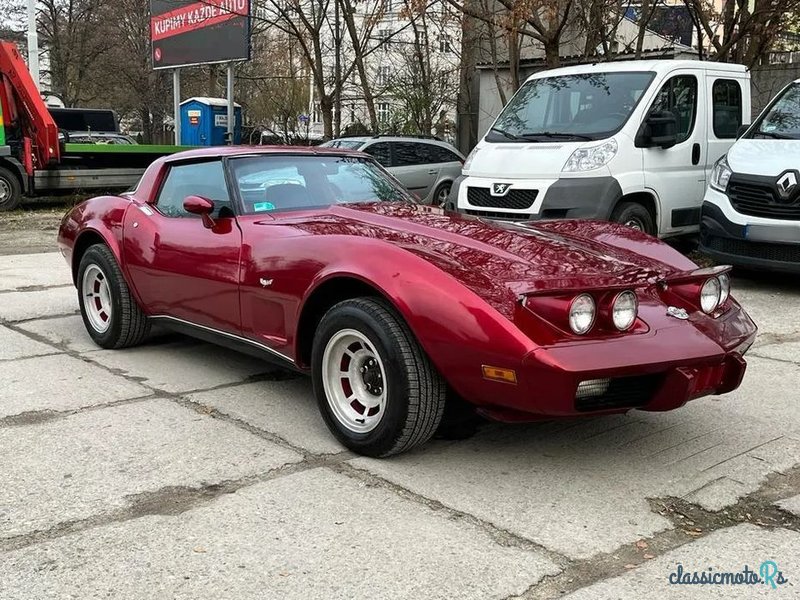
[{"x1": 272, "y1": 202, "x2": 698, "y2": 316}]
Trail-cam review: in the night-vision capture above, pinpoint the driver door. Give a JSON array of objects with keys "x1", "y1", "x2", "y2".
[
  {"x1": 123, "y1": 159, "x2": 243, "y2": 333},
  {"x1": 642, "y1": 71, "x2": 708, "y2": 235}
]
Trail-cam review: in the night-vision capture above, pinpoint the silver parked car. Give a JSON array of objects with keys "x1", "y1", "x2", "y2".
[{"x1": 321, "y1": 135, "x2": 464, "y2": 206}]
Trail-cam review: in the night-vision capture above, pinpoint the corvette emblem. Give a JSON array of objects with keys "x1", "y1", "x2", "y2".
[
  {"x1": 666, "y1": 306, "x2": 689, "y2": 320},
  {"x1": 491, "y1": 183, "x2": 511, "y2": 196},
  {"x1": 776, "y1": 171, "x2": 798, "y2": 199},
  {"x1": 259, "y1": 278, "x2": 273, "y2": 288}
]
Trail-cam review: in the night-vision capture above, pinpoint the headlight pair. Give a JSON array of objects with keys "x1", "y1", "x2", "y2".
[
  {"x1": 700, "y1": 273, "x2": 731, "y2": 314},
  {"x1": 569, "y1": 290, "x2": 637, "y2": 335}
]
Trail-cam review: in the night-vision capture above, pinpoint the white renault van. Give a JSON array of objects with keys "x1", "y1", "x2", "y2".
[
  {"x1": 449, "y1": 60, "x2": 750, "y2": 237},
  {"x1": 700, "y1": 79, "x2": 800, "y2": 273}
]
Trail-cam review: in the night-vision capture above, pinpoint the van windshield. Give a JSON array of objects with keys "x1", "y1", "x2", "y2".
[
  {"x1": 751, "y1": 83, "x2": 800, "y2": 140},
  {"x1": 488, "y1": 72, "x2": 655, "y2": 142}
]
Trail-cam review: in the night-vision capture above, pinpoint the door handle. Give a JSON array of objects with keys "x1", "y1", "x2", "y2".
[
  {"x1": 692, "y1": 143, "x2": 701, "y2": 166},
  {"x1": 428, "y1": 169, "x2": 438, "y2": 175}
]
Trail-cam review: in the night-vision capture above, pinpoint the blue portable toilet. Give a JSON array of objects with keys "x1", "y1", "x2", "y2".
[{"x1": 180, "y1": 97, "x2": 242, "y2": 146}]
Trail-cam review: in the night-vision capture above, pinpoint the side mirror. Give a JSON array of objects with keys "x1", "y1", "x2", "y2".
[
  {"x1": 736, "y1": 124, "x2": 750, "y2": 139},
  {"x1": 183, "y1": 195, "x2": 216, "y2": 228},
  {"x1": 636, "y1": 110, "x2": 678, "y2": 149}
]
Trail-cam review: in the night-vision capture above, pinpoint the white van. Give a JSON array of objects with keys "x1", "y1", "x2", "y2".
[
  {"x1": 449, "y1": 60, "x2": 750, "y2": 237},
  {"x1": 700, "y1": 79, "x2": 800, "y2": 273}
]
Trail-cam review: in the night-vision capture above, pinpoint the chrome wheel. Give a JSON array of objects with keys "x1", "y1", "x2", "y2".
[
  {"x1": 0, "y1": 179, "x2": 10, "y2": 205},
  {"x1": 436, "y1": 185, "x2": 451, "y2": 207},
  {"x1": 81, "y1": 264, "x2": 112, "y2": 333},
  {"x1": 624, "y1": 218, "x2": 644, "y2": 231},
  {"x1": 321, "y1": 328, "x2": 387, "y2": 434}
]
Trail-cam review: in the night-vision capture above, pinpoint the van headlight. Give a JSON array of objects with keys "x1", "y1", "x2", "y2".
[
  {"x1": 710, "y1": 155, "x2": 732, "y2": 192},
  {"x1": 463, "y1": 147, "x2": 479, "y2": 172},
  {"x1": 563, "y1": 139, "x2": 618, "y2": 172}
]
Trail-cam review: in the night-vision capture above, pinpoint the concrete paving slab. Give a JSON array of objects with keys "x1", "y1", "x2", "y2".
[
  {"x1": 189, "y1": 379, "x2": 344, "y2": 455},
  {"x1": 0, "y1": 398, "x2": 302, "y2": 538},
  {"x1": 0, "y1": 325, "x2": 56, "y2": 360},
  {"x1": 14, "y1": 314, "x2": 98, "y2": 353},
  {"x1": 0, "y1": 468, "x2": 559, "y2": 599},
  {"x1": 350, "y1": 363, "x2": 800, "y2": 560},
  {"x1": 89, "y1": 340, "x2": 278, "y2": 394},
  {"x1": 733, "y1": 279, "x2": 800, "y2": 345},
  {"x1": 777, "y1": 495, "x2": 800, "y2": 518},
  {"x1": 0, "y1": 252, "x2": 71, "y2": 292},
  {"x1": 564, "y1": 524, "x2": 800, "y2": 599},
  {"x1": 752, "y1": 342, "x2": 800, "y2": 365},
  {"x1": 0, "y1": 354, "x2": 150, "y2": 418},
  {"x1": 0, "y1": 286, "x2": 77, "y2": 322}
]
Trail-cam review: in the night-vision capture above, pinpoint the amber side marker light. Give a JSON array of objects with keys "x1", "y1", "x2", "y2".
[{"x1": 482, "y1": 365, "x2": 518, "y2": 384}]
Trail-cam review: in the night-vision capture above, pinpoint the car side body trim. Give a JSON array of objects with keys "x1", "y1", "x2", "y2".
[{"x1": 149, "y1": 314, "x2": 299, "y2": 370}]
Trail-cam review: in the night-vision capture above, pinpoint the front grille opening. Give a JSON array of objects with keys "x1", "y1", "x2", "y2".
[
  {"x1": 467, "y1": 187, "x2": 538, "y2": 210},
  {"x1": 706, "y1": 236, "x2": 800, "y2": 264},
  {"x1": 728, "y1": 179, "x2": 800, "y2": 221},
  {"x1": 464, "y1": 209, "x2": 532, "y2": 220},
  {"x1": 574, "y1": 374, "x2": 662, "y2": 412}
]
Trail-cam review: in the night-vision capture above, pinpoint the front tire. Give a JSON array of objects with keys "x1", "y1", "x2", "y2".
[
  {"x1": 311, "y1": 297, "x2": 446, "y2": 457},
  {"x1": 610, "y1": 202, "x2": 656, "y2": 236},
  {"x1": 432, "y1": 182, "x2": 451, "y2": 207},
  {"x1": 77, "y1": 244, "x2": 150, "y2": 349},
  {"x1": 0, "y1": 167, "x2": 22, "y2": 212}
]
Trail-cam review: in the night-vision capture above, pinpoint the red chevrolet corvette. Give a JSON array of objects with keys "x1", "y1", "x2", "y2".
[{"x1": 58, "y1": 147, "x2": 757, "y2": 457}]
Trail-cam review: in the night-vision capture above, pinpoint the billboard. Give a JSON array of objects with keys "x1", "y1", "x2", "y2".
[{"x1": 150, "y1": 0, "x2": 250, "y2": 69}]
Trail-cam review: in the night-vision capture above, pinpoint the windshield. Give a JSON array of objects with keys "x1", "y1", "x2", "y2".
[
  {"x1": 489, "y1": 72, "x2": 655, "y2": 142},
  {"x1": 230, "y1": 155, "x2": 412, "y2": 214},
  {"x1": 751, "y1": 83, "x2": 800, "y2": 140}
]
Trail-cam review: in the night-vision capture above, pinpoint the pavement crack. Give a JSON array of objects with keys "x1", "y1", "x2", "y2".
[
  {"x1": 0, "y1": 394, "x2": 160, "y2": 429},
  {"x1": 506, "y1": 464, "x2": 800, "y2": 599},
  {"x1": 329, "y1": 461, "x2": 571, "y2": 569}
]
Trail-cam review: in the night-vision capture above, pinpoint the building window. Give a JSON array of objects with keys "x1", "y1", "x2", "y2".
[
  {"x1": 381, "y1": 0, "x2": 393, "y2": 12},
  {"x1": 378, "y1": 29, "x2": 392, "y2": 48},
  {"x1": 377, "y1": 102, "x2": 390, "y2": 124},
  {"x1": 377, "y1": 65, "x2": 392, "y2": 86},
  {"x1": 439, "y1": 34, "x2": 452, "y2": 53}
]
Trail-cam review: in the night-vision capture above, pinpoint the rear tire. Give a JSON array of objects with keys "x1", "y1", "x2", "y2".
[
  {"x1": 610, "y1": 201, "x2": 656, "y2": 235},
  {"x1": 311, "y1": 297, "x2": 446, "y2": 457},
  {"x1": 77, "y1": 244, "x2": 150, "y2": 349},
  {"x1": 0, "y1": 167, "x2": 22, "y2": 212}
]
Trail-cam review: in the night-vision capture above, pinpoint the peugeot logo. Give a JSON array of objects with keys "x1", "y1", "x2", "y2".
[
  {"x1": 491, "y1": 183, "x2": 511, "y2": 196},
  {"x1": 776, "y1": 170, "x2": 798, "y2": 200}
]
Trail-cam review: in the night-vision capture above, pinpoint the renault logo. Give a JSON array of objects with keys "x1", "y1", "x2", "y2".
[
  {"x1": 491, "y1": 183, "x2": 511, "y2": 196},
  {"x1": 776, "y1": 171, "x2": 798, "y2": 199}
]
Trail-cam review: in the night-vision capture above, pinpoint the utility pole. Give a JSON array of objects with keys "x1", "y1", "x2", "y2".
[
  {"x1": 27, "y1": 0, "x2": 40, "y2": 89},
  {"x1": 334, "y1": 0, "x2": 341, "y2": 137}
]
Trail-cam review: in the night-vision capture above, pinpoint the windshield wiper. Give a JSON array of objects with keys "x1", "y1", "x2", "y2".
[
  {"x1": 489, "y1": 127, "x2": 523, "y2": 141},
  {"x1": 754, "y1": 131, "x2": 797, "y2": 140},
  {"x1": 520, "y1": 131, "x2": 594, "y2": 141}
]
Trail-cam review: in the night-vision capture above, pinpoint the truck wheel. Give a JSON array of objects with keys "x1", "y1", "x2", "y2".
[
  {"x1": 312, "y1": 297, "x2": 446, "y2": 457},
  {"x1": 77, "y1": 244, "x2": 150, "y2": 349},
  {"x1": 611, "y1": 202, "x2": 656, "y2": 235},
  {"x1": 0, "y1": 167, "x2": 22, "y2": 212}
]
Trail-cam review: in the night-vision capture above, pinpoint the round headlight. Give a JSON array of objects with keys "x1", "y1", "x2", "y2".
[
  {"x1": 718, "y1": 273, "x2": 730, "y2": 306},
  {"x1": 569, "y1": 294, "x2": 596, "y2": 335},
  {"x1": 700, "y1": 278, "x2": 721, "y2": 313},
  {"x1": 612, "y1": 290, "x2": 638, "y2": 331}
]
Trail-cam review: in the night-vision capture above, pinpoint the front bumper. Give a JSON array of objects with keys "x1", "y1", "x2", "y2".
[
  {"x1": 699, "y1": 190, "x2": 800, "y2": 274},
  {"x1": 467, "y1": 303, "x2": 756, "y2": 422}
]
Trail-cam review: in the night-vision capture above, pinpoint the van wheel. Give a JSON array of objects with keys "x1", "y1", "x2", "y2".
[
  {"x1": 0, "y1": 167, "x2": 22, "y2": 212},
  {"x1": 611, "y1": 202, "x2": 655, "y2": 235}
]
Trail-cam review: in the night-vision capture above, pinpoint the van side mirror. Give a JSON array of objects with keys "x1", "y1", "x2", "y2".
[
  {"x1": 636, "y1": 110, "x2": 678, "y2": 149},
  {"x1": 736, "y1": 124, "x2": 750, "y2": 139},
  {"x1": 183, "y1": 195, "x2": 216, "y2": 228}
]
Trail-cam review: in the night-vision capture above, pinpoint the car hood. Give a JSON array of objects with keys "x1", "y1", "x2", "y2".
[
  {"x1": 727, "y1": 139, "x2": 800, "y2": 177},
  {"x1": 282, "y1": 203, "x2": 678, "y2": 318},
  {"x1": 465, "y1": 140, "x2": 585, "y2": 179}
]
